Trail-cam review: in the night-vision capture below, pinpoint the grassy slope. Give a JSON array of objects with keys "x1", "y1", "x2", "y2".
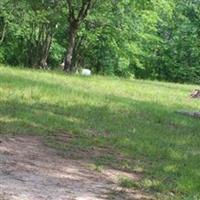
[{"x1": 0, "y1": 66, "x2": 199, "y2": 199}]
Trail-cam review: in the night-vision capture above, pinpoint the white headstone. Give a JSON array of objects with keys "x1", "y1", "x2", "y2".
[{"x1": 81, "y1": 69, "x2": 91, "y2": 76}]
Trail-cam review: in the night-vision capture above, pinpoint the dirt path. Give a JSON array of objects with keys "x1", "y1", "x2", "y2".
[{"x1": 0, "y1": 135, "x2": 151, "y2": 200}]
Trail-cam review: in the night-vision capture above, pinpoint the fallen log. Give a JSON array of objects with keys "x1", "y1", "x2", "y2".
[
  {"x1": 191, "y1": 89, "x2": 200, "y2": 99},
  {"x1": 176, "y1": 110, "x2": 200, "y2": 119}
]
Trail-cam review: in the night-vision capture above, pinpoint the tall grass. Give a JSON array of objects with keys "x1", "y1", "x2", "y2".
[{"x1": 0, "y1": 66, "x2": 199, "y2": 199}]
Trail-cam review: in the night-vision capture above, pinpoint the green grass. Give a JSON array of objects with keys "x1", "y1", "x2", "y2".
[
  {"x1": 0, "y1": 65, "x2": 199, "y2": 199},
  {"x1": 119, "y1": 176, "x2": 139, "y2": 189}
]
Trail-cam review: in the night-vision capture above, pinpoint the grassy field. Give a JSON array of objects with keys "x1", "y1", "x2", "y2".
[{"x1": 0, "y1": 66, "x2": 199, "y2": 199}]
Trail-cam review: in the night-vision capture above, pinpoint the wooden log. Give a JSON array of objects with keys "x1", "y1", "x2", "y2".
[
  {"x1": 191, "y1": 89, "x2": 200, "y2": 99},
  {"x1": 176, "y1": 110, "x2": 200, "y2": 118}
]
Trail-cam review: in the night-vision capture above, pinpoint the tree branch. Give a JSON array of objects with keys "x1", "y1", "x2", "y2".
[
  {"x1": 0, "y1": 22, "x2": 6, "y2": 45},
  {"x1": 77, "y1": 0, "x2": 92, "y2": 22},
  {"x1": 66, "y1": 0, "x2": 75, "y2": 22}
]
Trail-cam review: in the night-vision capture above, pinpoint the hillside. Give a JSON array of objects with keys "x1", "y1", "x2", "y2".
[{"x1": 0, "y1": 66, "x2": 199, "y2": 200}]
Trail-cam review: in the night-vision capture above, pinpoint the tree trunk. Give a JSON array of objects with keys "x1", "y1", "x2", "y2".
[
  {"x1": 64, "y1": 22, "x2": 78, "y2": 72},
  {"x1": 0, "y1": 24, "x2": 6, "y2": 45},
  {"x1": 40, "y1": 30, "x2": 53, "y2": 68},
  {"x1": 64, "y1": 0, "x2": 93, "y2": 72},
  {"x1": 27, "y1": 24, "x2": 54, "y2": 68}
]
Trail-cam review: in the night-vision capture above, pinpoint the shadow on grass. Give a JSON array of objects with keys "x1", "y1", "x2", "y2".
[{"x1": 0, "y1": 72, "x2": 200, "y2": 198}]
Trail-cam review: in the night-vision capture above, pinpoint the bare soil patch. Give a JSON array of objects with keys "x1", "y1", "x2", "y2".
[{"x1": 0, "y1": 135, "x2": 152, "y2": 200}]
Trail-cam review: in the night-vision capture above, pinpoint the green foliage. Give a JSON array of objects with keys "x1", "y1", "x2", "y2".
[
  {"x1": 49, "y1": 40, "x2": 66, "y2": 67},
  {"x1": 0, "y1": 48, "x2": 5, "y2": 63},
  {"x1": 119, "y1": 177, "x2": 138, "y2": 189},
  {"x1": 0, "y1": 0, "x2": 200, "y2": 82}
]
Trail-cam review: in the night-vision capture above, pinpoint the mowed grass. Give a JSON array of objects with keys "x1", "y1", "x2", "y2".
[{"x1": 0, "y1": 66, "x2": 199, "y2": 199}]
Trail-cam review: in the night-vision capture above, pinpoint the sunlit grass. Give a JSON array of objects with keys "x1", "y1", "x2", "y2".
[{"x1": 0, "y1": 65, "x2": 199, "y2": 199}]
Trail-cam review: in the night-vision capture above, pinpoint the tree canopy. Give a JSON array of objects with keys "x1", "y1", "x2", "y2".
[{"x1": 0, "y1": 0, "x2": 200, "y2": 83}]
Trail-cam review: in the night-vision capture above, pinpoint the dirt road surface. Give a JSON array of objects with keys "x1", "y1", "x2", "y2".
[{"x1": 0, "y1": 135, "x2": 151, "y2": 200}]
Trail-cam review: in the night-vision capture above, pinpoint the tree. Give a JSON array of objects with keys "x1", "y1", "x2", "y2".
[
  {"x1": 64, "y1": 0, "x2": 95, "y2": 71},
  {"x1": 1, "y1": 0, "x2": 200, "y2": 84}
]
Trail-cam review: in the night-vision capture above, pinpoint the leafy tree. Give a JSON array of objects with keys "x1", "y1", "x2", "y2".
[
  {"x1": 0, "y1": 0, "x2": 200, "y2": 83},
  {"x1": 64, "y1": 0, "x2": 96, "y2": 71}
]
